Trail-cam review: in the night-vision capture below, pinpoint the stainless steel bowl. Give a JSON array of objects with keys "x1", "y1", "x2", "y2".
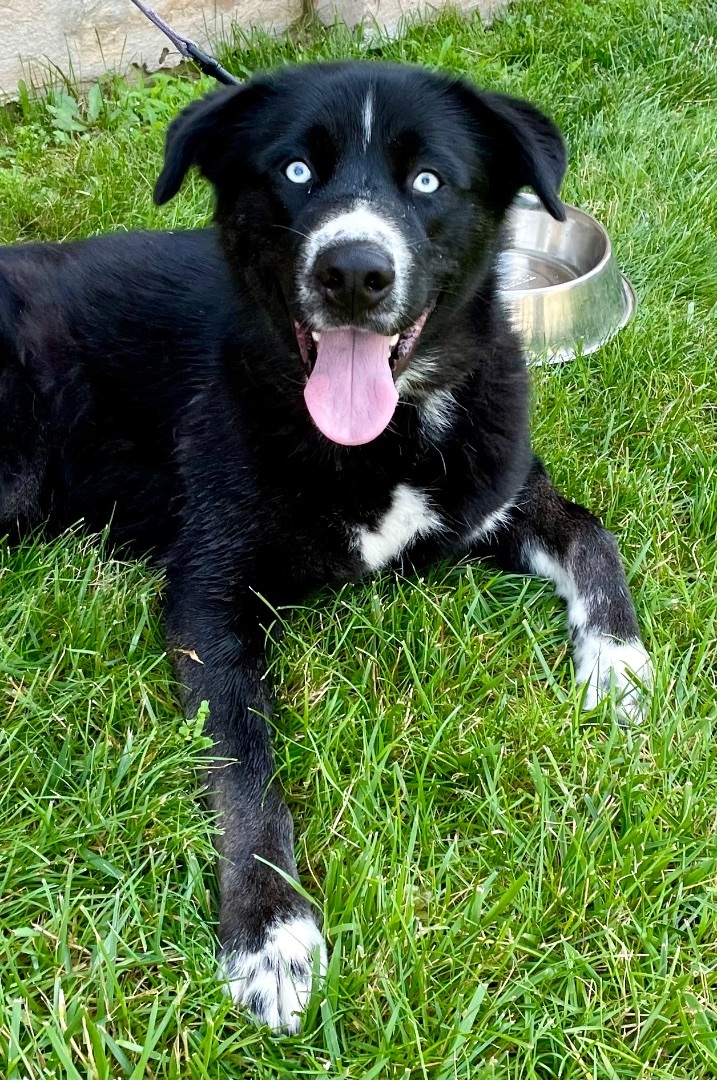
[{"x1": 497, "y1": 192, "x2": 635, "y2": 364}]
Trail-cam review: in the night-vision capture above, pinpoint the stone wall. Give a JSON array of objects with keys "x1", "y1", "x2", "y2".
[
  {"x1": 313, "y1": 0, "x2": 505, "y2": 34},
  {"x1": 0, "y1": 0, "x2": 507, "y2": 98}
]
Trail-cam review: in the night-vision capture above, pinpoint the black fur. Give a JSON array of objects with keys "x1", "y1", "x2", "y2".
[{"x1": 0, "y1": 61, "x2": 645, "y2": 1030}]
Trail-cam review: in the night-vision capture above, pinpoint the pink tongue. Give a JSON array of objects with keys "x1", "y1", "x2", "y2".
[{"x1": 304, "y1": 328, "x2": 398, "y2": 446}]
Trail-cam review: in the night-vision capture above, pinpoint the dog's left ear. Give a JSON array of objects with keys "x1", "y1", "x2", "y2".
[
  {"x1": 454, "y1": 83, "x2": 567, "y2": 221},
  {"x1": 154, "y1": 83, "x2": 270, "y2": 205}
]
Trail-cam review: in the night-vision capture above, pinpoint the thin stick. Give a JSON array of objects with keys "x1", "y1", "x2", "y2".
[{"x1": 129, "y1": 0, "x2": 241, "y2": 85}]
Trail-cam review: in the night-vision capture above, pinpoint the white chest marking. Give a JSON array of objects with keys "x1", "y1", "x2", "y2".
[
  {"x1": 357, "y1": 483, "x2": 443, "y2": 570},
  {"x1": 362, "y1": 88, "x2": 374, "y2": 149}
]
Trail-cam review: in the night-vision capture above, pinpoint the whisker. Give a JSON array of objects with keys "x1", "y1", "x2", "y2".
[{"x1": 269, "y1": 223, "x2": 313, "y2": 241}]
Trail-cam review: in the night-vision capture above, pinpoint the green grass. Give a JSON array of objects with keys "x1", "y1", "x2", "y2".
[{"x1": 1, "y1": 0, "x2": 716, "y2": 1075}]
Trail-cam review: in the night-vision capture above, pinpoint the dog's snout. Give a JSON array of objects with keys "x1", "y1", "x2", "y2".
[{"x1": 313, "y1": 242, "x2": 395, "y2": 315}]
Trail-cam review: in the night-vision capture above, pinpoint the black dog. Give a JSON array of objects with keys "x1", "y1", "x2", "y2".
[{"x1": 0, "y1": 61, "x2": 650, "y2": 1031}]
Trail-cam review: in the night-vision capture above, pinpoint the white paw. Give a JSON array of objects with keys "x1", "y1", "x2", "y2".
[
  {"x1": 575, "y1": 635, "x2": 652, "y2": 721},
  {"x1": 218, "y1": 916, "x2": 327, "y2": 1033}
]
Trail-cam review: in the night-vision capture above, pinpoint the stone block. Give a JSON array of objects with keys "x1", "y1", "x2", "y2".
[
  {"x1": 315, "y1": 0, "x2": 508, "y2": 34},
  {"x1": 0, "y1": 1, "x2": 302, "y2": 98}
]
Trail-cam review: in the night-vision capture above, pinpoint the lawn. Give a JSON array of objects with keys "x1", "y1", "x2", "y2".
[{"x1": 1, "y1": 0, "x2": 716, "y2": 1076}]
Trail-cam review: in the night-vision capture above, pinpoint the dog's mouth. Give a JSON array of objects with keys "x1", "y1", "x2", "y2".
[{"x1": 294, "y1": 312, "x2": 430, "y2": 446}]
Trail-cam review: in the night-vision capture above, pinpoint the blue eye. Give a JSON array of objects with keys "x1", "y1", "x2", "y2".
[
  {"x1": 413, "y1": 171, "x2": 441, "y2": 194},
  {"x1": 285, "y1": 161, "x2": 312, "y2": 184}
]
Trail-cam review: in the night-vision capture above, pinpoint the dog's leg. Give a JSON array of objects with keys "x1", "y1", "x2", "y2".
[
  {"x1": 475, "y1": 458, "x2": 651, "y2": 719},
  {"x1": 167, "y1": 594, "x2": 326, "y2": 1033}
]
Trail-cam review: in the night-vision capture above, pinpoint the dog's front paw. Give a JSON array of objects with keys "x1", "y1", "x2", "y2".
[
  {"x1": 576, "y1": 634, "x2": 652, "y2": 721},
  {"x1": 219, "y1": 915, "x2": 327, "y2": 1033}
]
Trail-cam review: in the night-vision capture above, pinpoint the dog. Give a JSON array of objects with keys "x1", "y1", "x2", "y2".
[{"x1": 0, "y1": 60, "x2": 651, "y2": 1032}]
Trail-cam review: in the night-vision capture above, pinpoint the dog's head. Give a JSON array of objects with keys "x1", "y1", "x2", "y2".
[{"x1": 155, "y1": 62, "x2": 566, "y2": 446}]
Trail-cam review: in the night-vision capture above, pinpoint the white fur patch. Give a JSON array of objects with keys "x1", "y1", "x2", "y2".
[
  {"x1": 395, "y1": 353, "x2": 440, "y2": 397},
  {"x1": 219, "y1": 916, "x2": 327, "y2": 1034},
  {"x1": 357, "y1": 483, "x2": 443, "y2": 570},
  {"x1": 419, "y1": 388, "x2": 456, "y2": 438},
  {"x1": 469, "y1": 502, "x2": 514, "y2": 544},
  {"x1": 527, "y1": 548, "x2": 589, "y2": 634},
  {"x1": 362, "y1": 88, "x2": 374, "y2": 150},
  {"x1": 575, "y1": 634, "x2": 652, "y2": 719},
  {"x1": 299, "y1": 202, "x2": 411, "y2": 319},
  {"x1": 525, "y1": 545, "x2": 652, "y2": 720}
]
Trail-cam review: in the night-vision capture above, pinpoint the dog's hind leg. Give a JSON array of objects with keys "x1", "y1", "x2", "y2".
[{"x1": 474, "y1": 457, "x2": 652, "y2": 721}]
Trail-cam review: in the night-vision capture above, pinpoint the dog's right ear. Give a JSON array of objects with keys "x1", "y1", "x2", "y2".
[{"x1": 154, "y1": 84, "x2": 268, "y2": 205}]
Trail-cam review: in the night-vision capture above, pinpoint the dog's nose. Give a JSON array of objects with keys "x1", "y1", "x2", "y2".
[{"x1": 313, "y1": 243, "x2": 395, "y2": 315}]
